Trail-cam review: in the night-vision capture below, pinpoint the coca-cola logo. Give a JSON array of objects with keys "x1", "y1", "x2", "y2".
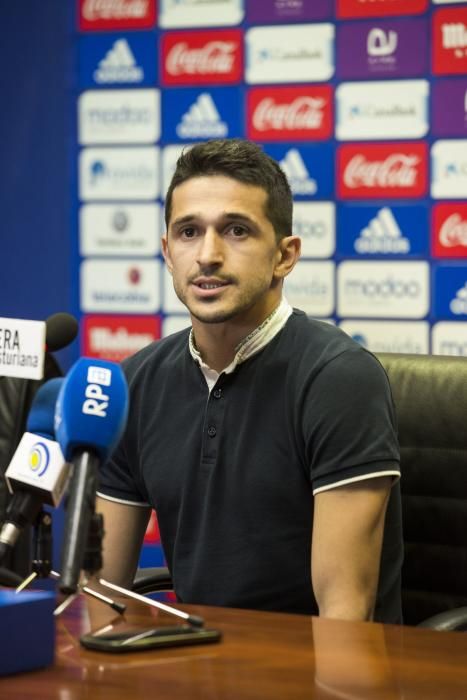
[
  {"x1": 440, "y1": 214, "x2": 467, "y2": 247},
  {"x1": 247, "y1": 86, "x2": 333, "y2": 141},
  {"x1": 344, "y1": 154, "x2": 420, "y2": 189},
  {"x1": 167, "y1": 41, "x2": 236, "y2": 76},
  {"x1": 82, "y1": 0, "x2": 149, "y2": 19},
  {"x1": 162, "y1": 30, "x2": 242, "y2": 85},
  {"x1": 253, "y1": 97, "x2": 325, "y2": 132},
  {"x1": 79, "y1": 0, "x2": 155, "y2": 29}
]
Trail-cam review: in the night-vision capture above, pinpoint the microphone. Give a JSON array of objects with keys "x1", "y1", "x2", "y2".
[
  {"x1": 55, "y1": 358, "x2": 128, "y2": 595},
  {"x1": 45, "y1": 312, "x2": 78, "y2": 353},
  {"x1": 0, "y1": 378, "x2": 68, "y2": 564}
]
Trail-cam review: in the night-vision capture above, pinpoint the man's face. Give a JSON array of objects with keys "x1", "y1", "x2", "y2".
[{"x1": 162, "y1": 175, "x2": 285, "y2": 326}]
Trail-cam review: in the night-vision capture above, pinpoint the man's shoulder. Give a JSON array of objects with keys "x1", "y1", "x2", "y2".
[
  {"x1": 121, "y1": 326, "x2": 191, "y2": 382},
  {"x1": 284, "y1": 310, "x2": 362, "y2": 357}
]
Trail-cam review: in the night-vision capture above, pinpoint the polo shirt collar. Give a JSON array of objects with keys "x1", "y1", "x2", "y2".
[{"x1": 189, "y1": 297, "x2": 293, "y2": 381}]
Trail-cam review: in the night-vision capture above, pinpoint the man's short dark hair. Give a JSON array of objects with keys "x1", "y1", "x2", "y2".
[{"x1": 165, "y1": 139, "x2": 293, "y2": 241}]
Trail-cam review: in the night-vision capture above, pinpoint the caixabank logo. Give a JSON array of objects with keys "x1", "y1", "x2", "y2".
[
  {"x1": 337, "y1": 204, "x2": 428, "y2": 257},
  {"x1": 247, "y1": 86, "x2": 333, "y2": 142},
  {"x1": 432, "y1": 204, "x2": 467, "y2": 259},
  {"x1": 162, "y1": 87, "x2": 242, "y2": 142},
  {"x1": 336, "y1": 18, "x2": 428, "y2": 80},
  {"x1": 337, "y1": 143, "x2": 428, "y2": 199},
  {"x1": 264, "y1": 144, "x2": 334, "y2": 199},
  {"x1": 78, "y1": 0, "x2": 156, "y2": 30},
  {"x1": 433, "y1": 7, "x2": 467, "y2": 76},
  {"x1": 337, "y1": 0, "x2": 427, "y2": 19},
  {"x1": 161, "y1": 29, "x2": 243, "y2": 86},
  {"x1": 431, "y1": 140, "x2": 467, "y2": 199}
]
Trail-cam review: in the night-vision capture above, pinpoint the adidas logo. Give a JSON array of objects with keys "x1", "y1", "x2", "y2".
[
  {"x1": 176, "y1": 93, "x2": 228, "y2": 139},
  {"x1": 279, "y1": 149, "x2": 317, "y2": 195},
  {"x1": 450, "y1": 284, "x2": 467, "y2": 315},
  {"x1": 355, "y1": 207, "x2": 410, "y2": 254},
  {"x1": 93, "y1": 39, "x2": 143, "y2": 84}
]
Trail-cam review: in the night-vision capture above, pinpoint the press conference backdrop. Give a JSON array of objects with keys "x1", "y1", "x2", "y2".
[{"x1": 75, "y1": 0, "x2": 467, "y2": 366}]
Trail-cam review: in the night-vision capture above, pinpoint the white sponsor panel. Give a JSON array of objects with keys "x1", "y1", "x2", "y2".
[
  {"x1": 79, "y1": 203, "x2": 160, "y2": 256},
  {"x1": 79, "y1": 146, "x2": 159, "y2": 200},
  {"x1": 176, "y1": 93, "x2": 228, "y2": 139},
  {"x1": 432, "y1": 140, "x2": 467, "y2": 200},
  {"x1": 0, "y1": 318, "x2": 46, "y2": 380},
  {"x1": 159, "y1": 0, "x2": 244, "y2": 28},
  {"x1": 433, "y1": 322, "x2": 467, "y2": 356},
  {"x1": 284, "y1": 261, "x2": 335, "y2": 317},
  {"x1": 336, "y1": 81, "x2": 429, "y2": 141},
  {"x1": 293, "y1": 202, "x2": 335, "y2": 258},
  {"x1": 355, "y1": 207, "x2": 409, "y2": 254},
  {"x1": 81, "y1": 259, "x2": 161, "y2": 313},
  {"x1": 163, "y1": 266, "x2": 188, "y2": 313},
  {"x1": 246, "y1": 24, "x2": 335, "y2": 84},
  {"x1": 163, "y1": 315, "x2": 192, "y2": 336},
  {"x1": 162, "y1": 144, "x2": 186, "y2": 201},
  {"x1": 337, "y1": 261, "x2": 429, "y2": 319},
  {"x1": 340, "y1": 320, "x2": 429, "y2": 354},
  {"x1": 433, "y1": 1, "x2": 467, "y2": 4},
  {"x1": 280, "y1": 149, "x2": 317, "y2": 196},
  {"x1": 78, "y1": 89, "x2": 160, "y2": 145}
]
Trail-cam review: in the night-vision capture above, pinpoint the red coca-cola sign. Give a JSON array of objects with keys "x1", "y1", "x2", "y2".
[
  {"x1": 432, "y1": 204, "x2": 467, "y2": 258},
  {"x1": 162, "y1": 30, "x2": 243, "y2": 86},
  {"x1": 337, "y1": 0, "x2": 427, "y2": 19},
  {"x1": 337, "y1": 143, "x2": 428, "y2": 200},
  {"x1": 78, "y1": 0, "x2": 156, "y2": 31},
  {"x1": 247, "y1": 86, "x2": 333, "y2": 142},
  {"x1": 432, "y1": 8, "x2": 467, "y2": 76}
]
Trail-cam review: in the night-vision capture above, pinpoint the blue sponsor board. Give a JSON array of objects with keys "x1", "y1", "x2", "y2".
[
  {"x1": 161, "y1": 87, "x2": 243, "y2": 143},
  {"x1": 433, "y1": 264, "x2": 467, "y2": 320},
  {"x1": 263, "y1": 143, "x2": 334, "y2": 200},
  {"x1": 78, "y1": 33, "x2": 157, "y2": 89},
  {"x1": 337, "y1": 204, "x2": 429, "y2": 258}
]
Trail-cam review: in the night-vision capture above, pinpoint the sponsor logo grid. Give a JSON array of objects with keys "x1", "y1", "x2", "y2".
[{"x1": 74, "y1": 0, "x2": 467, "y2": 363}]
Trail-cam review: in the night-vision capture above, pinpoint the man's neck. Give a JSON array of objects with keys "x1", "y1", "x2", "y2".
[{"x1": 191, "y1": 300, "x2": 283, "y2": 373}]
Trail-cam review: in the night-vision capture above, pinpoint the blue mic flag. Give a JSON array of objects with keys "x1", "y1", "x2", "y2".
[
  {"x1": 26, "y1": 377, "x2": 64, "y2": 439},
  {"x1": 54, "y1": 357, "x2": 129, "y2": 463}
]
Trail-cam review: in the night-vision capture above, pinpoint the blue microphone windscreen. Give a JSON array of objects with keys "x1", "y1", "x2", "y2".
[
  {"x1": 26, "y1": 378, "x2": 64, "y2": 439},
  {"x1": 54, "y1": 358, "x2": 129, "y2": 463}
]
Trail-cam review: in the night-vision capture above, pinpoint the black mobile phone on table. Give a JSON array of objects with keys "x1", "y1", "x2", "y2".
[{"x1": 80, "y1": 624, "x2": 222, "y2": 653}]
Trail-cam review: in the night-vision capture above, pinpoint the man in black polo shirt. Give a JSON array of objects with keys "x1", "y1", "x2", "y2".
[{"x1": 97, "y1": 139, "x2": 402, "y2": 623}]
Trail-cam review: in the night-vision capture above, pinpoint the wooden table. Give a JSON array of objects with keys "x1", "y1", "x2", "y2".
[{"x1": 1, "y1": 595, "x2": 467, "y2": 699}]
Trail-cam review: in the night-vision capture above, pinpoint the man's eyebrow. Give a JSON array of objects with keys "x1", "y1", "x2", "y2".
[{"x1": 171, "y1": 212, "x2": 257, "y2": 227}]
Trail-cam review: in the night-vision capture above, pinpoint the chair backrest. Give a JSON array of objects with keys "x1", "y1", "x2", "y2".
[{"x1": 376, "y1": 352, "x2": 467, "y2": 625}]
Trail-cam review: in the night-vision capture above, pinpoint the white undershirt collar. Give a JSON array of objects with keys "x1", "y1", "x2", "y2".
[{"x1": 189, "y1": 298, "x2": 293, "y2": 391}]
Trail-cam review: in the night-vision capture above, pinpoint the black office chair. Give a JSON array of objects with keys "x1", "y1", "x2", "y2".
[{"x1": 134, "y1": 352, "x2": 467, "y2": 630}]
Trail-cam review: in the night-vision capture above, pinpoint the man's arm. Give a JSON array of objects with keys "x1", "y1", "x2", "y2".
[
  {"x1": 311, "y1": 476, "x2": 392, "y2": 622},
  {"x1": 95, "y1": 495, "x2": 152, "y2": 589}
]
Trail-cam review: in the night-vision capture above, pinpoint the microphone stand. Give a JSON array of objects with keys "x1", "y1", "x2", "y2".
[{"x1": 12, "y1": 509, "x2": 126, "y2": 616}]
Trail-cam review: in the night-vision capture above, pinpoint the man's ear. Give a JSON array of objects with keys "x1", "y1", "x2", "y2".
[
  {"x1": 161, "y1": 234, "x2": 173, "y2": 274},
  {"x1": 274, "y1": 235, "x2": 301, "y2": 280}
]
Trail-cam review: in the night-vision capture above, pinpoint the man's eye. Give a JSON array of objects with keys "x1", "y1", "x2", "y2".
[
  {"x1": 181, "y1": 227, "x2": 196, "y2": 239},
  {"x1": 228, "y1": 225, "x2": 248, "y2": 237}
]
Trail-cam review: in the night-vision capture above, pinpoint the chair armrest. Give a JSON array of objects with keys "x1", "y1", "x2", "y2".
[
  {"x1": 132, "y1": 566, "x2": 173, "y2": 594},
  {"x1": 418, "y1": 607, "x2": 467, "y2": 632}
]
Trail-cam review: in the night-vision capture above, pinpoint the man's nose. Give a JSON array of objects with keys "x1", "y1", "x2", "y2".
[{"x1": 196, "y1": 229, "x2": 223, "y2": 267}]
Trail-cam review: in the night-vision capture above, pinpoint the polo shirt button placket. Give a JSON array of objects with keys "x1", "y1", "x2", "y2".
[
  {"x1": 213, "y1": 388, "x2": 222, "y2": 399},
  {"x1": 207, "y1": 426, "x2": 217, "y2": 438}
]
